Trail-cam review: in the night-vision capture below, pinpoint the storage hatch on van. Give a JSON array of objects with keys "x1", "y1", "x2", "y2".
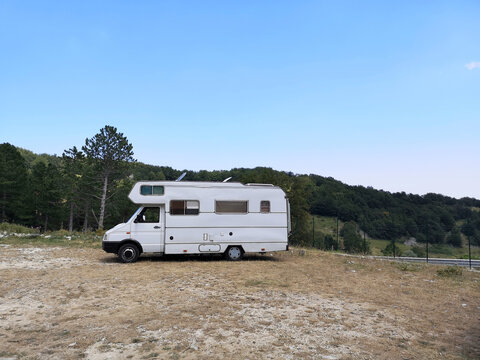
[{"x1": 198, "y1": 244, "x2": 221, "y2": 252}]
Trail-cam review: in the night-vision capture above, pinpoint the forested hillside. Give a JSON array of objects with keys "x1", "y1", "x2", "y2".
[{"x1": 1, "y1": 126, "x2": 480, "y2": 248}]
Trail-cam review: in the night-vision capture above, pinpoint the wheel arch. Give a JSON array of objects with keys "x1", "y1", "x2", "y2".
[
  {"x1": 224, "y1": 245, "x2": 245, "y2": 254},
  {"x1": 119, "y1": 239, "x2": 143, "y2": 254}
]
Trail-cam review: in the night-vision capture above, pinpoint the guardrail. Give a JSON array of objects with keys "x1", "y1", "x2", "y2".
[{"x1": 369, "y1": 256, "x2": 480, "y2": 268}]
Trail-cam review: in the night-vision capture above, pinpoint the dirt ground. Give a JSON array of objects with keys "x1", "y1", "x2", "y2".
[{"x1": 0, "y1": 244, "x2": 479, "y2": 360}]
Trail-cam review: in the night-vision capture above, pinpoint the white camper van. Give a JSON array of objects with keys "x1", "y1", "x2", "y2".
[{"x1": 102, "y1": 181, "x2": 291, "y2": 262}]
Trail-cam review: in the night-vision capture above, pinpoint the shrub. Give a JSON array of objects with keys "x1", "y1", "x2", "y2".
[
  {"x1": 95, "y1": 229, "x2": 106, "y2": 236},
  {"x1": 324, "y1": 234, "x2": 339, "y2": 251},
  {"x1": 342, "y1": 222, "x2": 365, "y2": 253},
  {"x1": 436, "y1": 266, "x2": 462, "y2": 277},
  {"x1": 411, "y1": 245, "x2": 426, "y2": 258},
  {"x1": 397, "y1": 263, "x2": 422, "y2": 272},
  {"x1": 402, "y1": 249, "x2": 418, "y2": 257},
  {"x1": 446, "y1": 228, "x2": 462, "y2": 247},
  {"x1": 382, "y1": 241, "x2": 401, "y2": 257}
]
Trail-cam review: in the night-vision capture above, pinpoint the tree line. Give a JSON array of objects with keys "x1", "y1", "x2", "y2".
[{"x1": 1, "y1": 125, "x2": 480, "y2": 249}]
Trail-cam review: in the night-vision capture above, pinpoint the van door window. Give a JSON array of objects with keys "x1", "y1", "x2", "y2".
[{"x1": 135, "y1": 207, "x2": 160, "y2": 223}]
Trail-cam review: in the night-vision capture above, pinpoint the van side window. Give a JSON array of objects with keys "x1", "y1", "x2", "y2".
[
  {"x1": 140, "y1": 185, "x2": 164, "y2": 195},
  {"x1": 170, "y1": 200, "x2": 200, "y2": 215},
  {"x1": 260, "y1": 201, "x2": 270, "y2": 213},
  {"x1": 215, "y1": 201, "x2": 248, "y2": 214},
  {"x1": 135, "y1": 207, "x2": 160, "y2": 223}
]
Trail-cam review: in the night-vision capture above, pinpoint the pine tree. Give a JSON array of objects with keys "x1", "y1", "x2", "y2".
[
  {"x1": 30, "y1": 162, "x2": 62, "y2": 231},
  {"x1": 82, "y1": 126, "x2": 135, "y2": 230},
  {"x1": 62, "y1": 146, "x2": 87, "y2": 232},
  {"x1": 0, "y1": 143, "x2": 28, "y2": 222}
]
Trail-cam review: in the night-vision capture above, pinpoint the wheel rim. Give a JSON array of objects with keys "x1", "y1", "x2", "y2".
[
  {"x1": 228, "y1": 247, "x2": 241, "y2": 259},
  {"x1": 122, "y1": 248, "x2": 135, "y2": 261}
]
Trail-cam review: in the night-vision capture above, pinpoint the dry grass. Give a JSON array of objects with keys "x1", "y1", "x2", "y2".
[{"x1": 0, "y1": 245, "x2": 479, "y2": 359}]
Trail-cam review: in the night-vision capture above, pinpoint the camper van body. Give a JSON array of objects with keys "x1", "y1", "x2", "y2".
[{"x1": 102, "y1": 181, "x2": 291, "y2": 262}]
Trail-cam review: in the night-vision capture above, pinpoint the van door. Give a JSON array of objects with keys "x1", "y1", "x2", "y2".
[{"x1": 131, "y1": 206, "x2": 165, "y2": 253}]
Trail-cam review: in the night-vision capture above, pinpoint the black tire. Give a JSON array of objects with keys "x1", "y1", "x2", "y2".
[
  {"x1": 118, "y1": 243, "x2": 140, "y2": 263},
  {"x1": 225, "y1": 246, "x2": 243, "y2": 261}
]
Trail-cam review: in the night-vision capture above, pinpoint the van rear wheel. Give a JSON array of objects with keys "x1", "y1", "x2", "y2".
[
  {"x1": 118, "y1": 243, "x2": 140, "y2": 263},
  {"x1": 225, "y1": 246, "x2": 243, "y2": 261}
]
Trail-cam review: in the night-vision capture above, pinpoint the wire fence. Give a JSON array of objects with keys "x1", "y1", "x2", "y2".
[{"x1": 307, "y1": 215, "x2": 478, "y2": 269}]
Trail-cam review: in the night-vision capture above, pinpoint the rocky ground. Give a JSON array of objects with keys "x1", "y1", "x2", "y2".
[{"x1": 0, "y1": 244, "x2": 479, "y2": 359}]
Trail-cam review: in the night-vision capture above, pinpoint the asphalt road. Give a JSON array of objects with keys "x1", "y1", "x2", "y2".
[{"x1": 373, "y1": 255, "x2": 480, "y2": 268}]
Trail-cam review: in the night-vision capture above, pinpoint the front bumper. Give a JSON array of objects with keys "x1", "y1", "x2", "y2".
[{"x1": 102, "y1": 241, "x2": 121, "y2": 254}]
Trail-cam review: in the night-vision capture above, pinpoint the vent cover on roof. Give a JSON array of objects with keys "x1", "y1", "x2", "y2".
[{"x1": 175, "y1": 172, "x2": 187, "y2": 182}]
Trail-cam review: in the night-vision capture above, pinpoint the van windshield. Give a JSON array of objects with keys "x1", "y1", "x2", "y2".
[{"x1": 128, "y1": 207, "x2": 143, "y2": 223}]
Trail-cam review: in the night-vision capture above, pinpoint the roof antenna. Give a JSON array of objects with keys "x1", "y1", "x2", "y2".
[
  {"x1": 176, "y1": 172, "x2": 187, "y2": 182},
  {"x1": 222, "y1": 177, "x2": 232, "y2": 183}
]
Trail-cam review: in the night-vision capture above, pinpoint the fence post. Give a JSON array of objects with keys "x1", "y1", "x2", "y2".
[
  {"x1": 336, "y1": 216, "x2": 339, "y2": 248},
  {"x1": 393, "y1": 238, "x2": 396, "y2": 258},
  {"x1": 312, "y1": 216, "x2": 315, "y2": 248},
  {"x1": 468, "y1": 235, "x2": 472, "y2": 269},
  {"x1": 426, "y1": 224, "x2": 429, "y2": 264}
]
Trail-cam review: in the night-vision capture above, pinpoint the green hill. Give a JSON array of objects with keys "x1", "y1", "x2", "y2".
[{"x1": 1, "y1": 141, "x2": 480, "y2": 253}]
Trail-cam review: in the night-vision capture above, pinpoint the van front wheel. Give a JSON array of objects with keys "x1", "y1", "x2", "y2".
[
  {"x1": 225, "y1": 246, "x2": 243, "y2": 261},
  {"x1": 118, "y1": 243, "x2": 140, "y2": 263}
]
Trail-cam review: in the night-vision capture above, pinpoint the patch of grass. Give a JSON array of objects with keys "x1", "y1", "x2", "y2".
[
  {"x1": 459, "y1": 253, "x2": 480, "y2": 260},
  {"x1": 429, "y1": 244, "x2": 454, "y2": 257},
  {"x1": 245, "y1": 279, "x2": 268, "y2": 287},
  {"x1": 310, "y1": 215, "x2": 344, "y2": 236},
  {"x1": 0, "y1": 351, "x2": 18, "y2": 358},
  {"x1": 369, "y1": 238, "x2": 409, "y2": 256},
  {"x1": 0, "y1": 222, "x2": 39, "y2": 234},
  {"x1": 244, "y1": 278, "x2": 289, "y2": 288},
  {"x1": 0, "y1": 232, "x2": 102, "y2": 248},
  {"x1": 98, "y1": 344, "x2": 111, "y2": 352},
  {"x1": 369, "y1": 237, "x2": 480, "y2": 260},
  {"x1": 144, "y1": 352, "x2": 159, "y2": 359},
  {"x1": 397, "y1": 263, "x2": 423, "y2": 272},
  {"x1": 436, "y1": 266, "x2": 463, "y2": 277},
  {"x1": 418, "y1": 340, "x2": 431, "y2": 347}
]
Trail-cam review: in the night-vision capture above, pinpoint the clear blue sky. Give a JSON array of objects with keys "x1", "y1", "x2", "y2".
[{"x1": 1, "y1": 1, "x2": 479, "y2": 199}]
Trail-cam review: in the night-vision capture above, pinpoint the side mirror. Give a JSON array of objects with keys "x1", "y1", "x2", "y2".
[{"x1": 134, "y1": 214, "x2": 143, "y2": 223}]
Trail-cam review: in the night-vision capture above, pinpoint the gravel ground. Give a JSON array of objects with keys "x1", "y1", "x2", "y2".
[{"x1": 0, "y1": 245, "x2": 479, "y2": 359}]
